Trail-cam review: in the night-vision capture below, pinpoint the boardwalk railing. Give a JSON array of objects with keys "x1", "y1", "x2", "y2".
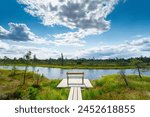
[{"x1": 66, "y1": 72, "x2": 84, "y2": 85}]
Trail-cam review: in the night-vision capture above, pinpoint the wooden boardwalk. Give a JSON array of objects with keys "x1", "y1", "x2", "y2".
[
  {"x1": 68, "y1": 87, "x2": 82, "y2": 100},
  {"x1": 57, "y1": 72, "x2": 93, "y2": 100},
  {"x1": 57, "y1": 79, "x2": 93, "y2": 100},
  {"x1": 57, "y1": 79, "x2": 93, "y2": 88}
]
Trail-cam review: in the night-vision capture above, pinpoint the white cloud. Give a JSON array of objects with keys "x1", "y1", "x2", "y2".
[
  {"x1": 0, "y1": 36, "x2": 150, "y2": 59},
  {"x1": 12, "y1": 45, "x2": 60, "y2": 59},
  {"x1": 53, "y1": 29, "x2": 93, "y2": 46},
  {"x1": 17, "y1": 0, "x2": 118, "y2": 46},
  {"x1": 0, "y1": 44, "x2": 60, "y2": 59},
  {"x1": 129, "y1": 37, "x2": 150, "y2": 46},
  {"x1": 76, "y1": 45, "x2": 138, "y2": 59},
  {"x1": 0, "y1": 23, "x2": 51, "y2": 45},
  {"x1": 0, "y1": 26, "x2": 9, "y2": 35},
  {"x1": 0, "y1": 41, "x2": 9, "y2": 49},
  {"x1": 0, "y1": 23, "x2": 33, "y2": 41},
  {"x1": 75, "y1": 37, "x2": 150, "y2": 59},
  {"x1": 51, "y1": 38, "x2": 86, "y2": 47}
]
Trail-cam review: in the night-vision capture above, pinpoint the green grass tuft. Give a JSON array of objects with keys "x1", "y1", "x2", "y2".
[{"x1": 83, "y1": 74, "x2": 150, "y2": 100}]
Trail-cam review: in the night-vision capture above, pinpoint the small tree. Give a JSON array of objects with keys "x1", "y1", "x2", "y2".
[
  {"x1": 36, "y1": 69, "x2": 40, "y2": 86},
  {"x1": 61, "y1": 53, "x2": 64, "y2": 66},
  {"x1": 48, "y1": 58, "x2": 52, "y2": 64},
  {"x1": 33, "y1": 54, "x2": 37, "y2": 62},
  {"x1": 11, "y1": 66, "x2": 17, "y2": 76},
  {"x1": 131, "y1": 59, "x2": 144, "y2": 79},
  {"x1": 32, "y1": 69, "x2": 42, "y2": 87},
  {"x1": 11, "y1": 57, "x2": 17, "y2": 76},
  {"x1": 119, "y1": 70, "x2": 129, "y2": 86},
  {"x1": 32, "y1": 54, "x2": 37, "y2": 79},
  {"x1": 23, "y1": 51, "x2": 32, "y2": 85}
]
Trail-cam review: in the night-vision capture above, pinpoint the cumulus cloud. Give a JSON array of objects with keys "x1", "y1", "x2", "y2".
[
  {"x1": 76, "y1": 45, "x2": 138, "y2": 59},
  {"x1": 0, "y1": 23, "x2": 33, "y2": 41},
  {"x1": 52, "y1": 30, "x2": 89, "y2": 46},
  {"x1": 17, "y1": 0, "x2": 118, "y2": 46},
  {"x1": 75, "y1": 37, "x2": 150, "y2": 59},
  {"x1": 129, "y1": 37, "x2": 150, "y2": 46},
  {"x1": 0, "y1": 23, "x2": 50, "y2": 44}
]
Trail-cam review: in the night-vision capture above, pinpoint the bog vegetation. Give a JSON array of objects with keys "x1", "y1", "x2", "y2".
[
  {"x1": 83, "y1": 74, "x2": 150, "y2": 100},
  {"x1": 0, "y1": 69, "x2": 69, "y2": 100}
]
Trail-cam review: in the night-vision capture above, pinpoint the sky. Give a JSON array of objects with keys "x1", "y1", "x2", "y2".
[{"x1": 0, "y1": 0, "x2": 150, "y2": 59}]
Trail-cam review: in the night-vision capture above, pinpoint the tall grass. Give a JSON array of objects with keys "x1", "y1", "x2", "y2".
[
  {"x1": 0, "y1": 69, "x2": 69, "y2": 100},
  {"x1": 82, "y1": 74, "x2": 150, "y2": 100}
]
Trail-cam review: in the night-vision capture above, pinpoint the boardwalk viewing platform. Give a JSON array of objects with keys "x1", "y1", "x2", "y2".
[
  {"x1": 57, "y1": 79, "x2": 93, "y2": 88},
  {"x1": 57, "y1": 72, "x2": 93, "y2": 100}
]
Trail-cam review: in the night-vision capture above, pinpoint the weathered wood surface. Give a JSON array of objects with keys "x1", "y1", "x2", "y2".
[
  {"x1": 68, "y1": 87, "x2": 82, "y2": 100},
  {"x1": 57, "y1": 79, "x2": 93, "y2": 88},
  {"x1": 66, "y1": 72, "x2": 84, "y2": 85},
  {"x1": 57, "y1": 72, "x2": 93, "y2": 100}
]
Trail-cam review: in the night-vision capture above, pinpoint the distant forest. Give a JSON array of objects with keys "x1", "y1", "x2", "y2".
[{"x1": 0, "y1": 52, "x2": 150, "y2": 68}]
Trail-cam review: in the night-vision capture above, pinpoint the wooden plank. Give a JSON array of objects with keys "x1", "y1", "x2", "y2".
[
  {"x1": 66, "y1": 72, "x2": 84, "y2": 75},
  {"x1": 77, "y1": 87, "x2": 82, "y2": 100},
  {"x1": 66, "y1": 76, "x2": 83, "y2": 78},
  {"x1": 73, "y1": 87, "x2": 78, "y2": 100},
  {"x1": 68, "y1": 87, "x2": 74, "y2": 100},
  {"x1": 84, "y1": 79, "x2": 93, "y2": 88},
  {"x1": 68, "y1": 87, "x2": 82, "y2": 100}
]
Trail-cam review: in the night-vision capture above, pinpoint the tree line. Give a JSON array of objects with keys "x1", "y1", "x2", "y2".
[{"x1": 0, "y1": 52, "x2": 150, "y2": 67}]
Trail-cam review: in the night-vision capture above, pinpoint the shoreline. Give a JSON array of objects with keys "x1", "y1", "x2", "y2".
[{"x1": 0, "y1": 64, "x2": 138, "y2": 69}]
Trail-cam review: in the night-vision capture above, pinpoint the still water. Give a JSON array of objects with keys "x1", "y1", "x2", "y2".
[{"x1": 0, "y1": 66, "x2": 150, "y2": 79}]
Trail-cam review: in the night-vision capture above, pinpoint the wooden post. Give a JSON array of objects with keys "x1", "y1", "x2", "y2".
[
  {"x1": 82, "y1": 72, "x2": 84, "y2": 85},
  {"x1": 67, "y1": 72, "x2": 69, "y2": 85}
]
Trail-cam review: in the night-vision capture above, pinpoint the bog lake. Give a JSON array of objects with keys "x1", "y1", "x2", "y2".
[{"x1": 0, "y1": 66, "x2": 150, "y2": 79}]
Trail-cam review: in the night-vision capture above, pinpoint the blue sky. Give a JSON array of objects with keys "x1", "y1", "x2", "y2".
[{"x1": 0, "y1": 0, "x2": 150, "y2": 59}]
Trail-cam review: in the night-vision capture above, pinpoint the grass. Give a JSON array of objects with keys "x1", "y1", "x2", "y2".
[
  {"x1": 1, "y1": 69, "x2": 150, "y2": 100},
  {"x1": 82, "y1": 74, "x2": 150, "y2": 100},
  {"x1": 0, "y1": 69, "x2": 69, "y2": 100}
]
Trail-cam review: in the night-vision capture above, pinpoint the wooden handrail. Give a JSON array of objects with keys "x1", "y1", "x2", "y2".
[
  {"x1": 66, "y1": 72, "x2": 84, "y2": 85},
  {"x1": 66, "y1": 72, "x2": 84, "y2": 75}
]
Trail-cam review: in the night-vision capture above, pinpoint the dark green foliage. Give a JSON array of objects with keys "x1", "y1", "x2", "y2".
[
  {"x1": 28, "y1": 86, "x2": 39, "y2": 100},
  {"x1": 0, "y1": 55, "x2": 149, "y2": 69}
]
